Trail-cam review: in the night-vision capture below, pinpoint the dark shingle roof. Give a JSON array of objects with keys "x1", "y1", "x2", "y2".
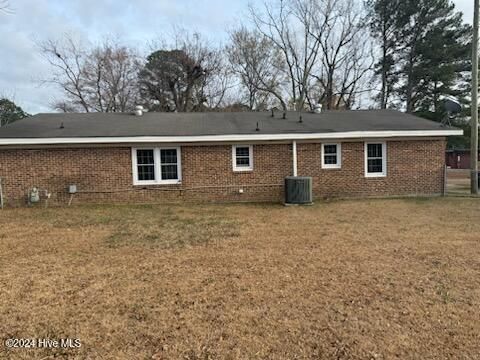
[{"x1": 0, "y1": 109, "x2": 458, "y2": 139}]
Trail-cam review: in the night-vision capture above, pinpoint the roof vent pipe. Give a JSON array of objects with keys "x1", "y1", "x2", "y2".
[
  {"x1": 134, "y1": 105, "x2": 144, "y2": 116},
  {"x1": 313, "y1": 104, "x2": 323, "y2": 114}
]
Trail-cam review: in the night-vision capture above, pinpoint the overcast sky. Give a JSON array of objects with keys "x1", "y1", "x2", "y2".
[{"x1": 0, "y1": 0, "x2": 474, "y2": 114}]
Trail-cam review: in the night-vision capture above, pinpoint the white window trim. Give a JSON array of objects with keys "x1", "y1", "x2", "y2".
[
  {"x1": 132, "y1": 147, "x2": 157, "y2": 185},
  {"x1": 321, "y1": 143, "x2": 342, "y2": 169},
  {"x1": 364, "y1": 142, "x2": 387, "y2": 178},
  {"x1": 132, "y1": 147, "x2": 182, "y2": 185},
  {"x1": 232, "y1": 145, "x2": 253, "y2": 172}
]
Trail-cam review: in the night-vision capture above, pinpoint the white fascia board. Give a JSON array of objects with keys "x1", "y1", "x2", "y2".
[{"x1": 0, "y1": 129, "x2": 463, "y2": 146}]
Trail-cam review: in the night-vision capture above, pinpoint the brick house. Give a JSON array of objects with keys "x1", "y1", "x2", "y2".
[{"x1": 0, "y1": 109, "x2": 462, "y2": 206}]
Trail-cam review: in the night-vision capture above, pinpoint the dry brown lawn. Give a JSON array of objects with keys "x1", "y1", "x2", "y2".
[
  {"x1": 447, "y1": 169, "x2": 471, "y2": 195},
  {"x1": 1, "y1": 198, "x2": 480, "y2": 359}
]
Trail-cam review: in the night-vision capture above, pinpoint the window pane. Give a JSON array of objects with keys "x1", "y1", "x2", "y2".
[
  {"x1": 368, "y1": 159, "x2": 383, "y2": 173},
  {"x1": 324, "y1": 154, "x2": 337, "y2": 165},
  {"x1": 236, "y1": 147, "x2": 250, "y2": 157},
  {"x1": 236, "y1": 157, "x2": 250, "y2": 166},
  {"x1": 160, "y1": 149, "x2": 177, "y2": 164},
  {"x1": 137, "y1": 149, "x2": 154, "y2": 165},
  {"x1": 136, "y1": 149, "x2": 155, "y2": 181},
  {"x1": 324, "y1": 145, "x2": 337, "y2": 154},
  {"x1": 235, "y1": 146, "x2": 251, "y2": 168},
  {"x1": 368, "y1": 144, "x2": 382, "y2": 158},
  {"x1": 138, "y1": 165, "x2": 155, "y2": 181},
  {"x1": 161, "y1": 164, "x2": 178, "y2": 180}
]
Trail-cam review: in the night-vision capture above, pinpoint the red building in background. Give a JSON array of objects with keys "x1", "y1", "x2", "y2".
[{"x1": 446, "y1": 149, "x2": 480, "y2": 169}]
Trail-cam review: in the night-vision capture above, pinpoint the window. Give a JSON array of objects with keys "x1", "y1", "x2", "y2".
[
  {"x1": 365, "y1": 142, "x2": 386, "y2": 177},
  {"x1": 232, "y1": 145, "x2": 253, "y2": 171},
  {"x1": 160, "y1": 149, "x2": 179, "y2": 180},
  {"x1": 136, "y1": 149, "x2": 156, "y2": 181},
  {"x1": 321, "y1": 143, "x2": 341, "y2": 169},
  {"x1": 132, "y1": 147, "x2": 181, "y2": 185}
]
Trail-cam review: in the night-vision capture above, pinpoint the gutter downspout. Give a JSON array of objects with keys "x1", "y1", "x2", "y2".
[
  {"x1": 292, "y1": 141, "x2": 298, "y2": 176},
  {"x1": 0, "y1": 177, "x2": 3, "y2": 209}
]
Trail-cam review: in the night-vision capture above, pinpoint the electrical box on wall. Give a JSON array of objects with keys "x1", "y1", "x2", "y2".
[{"x1": 68, "y1": 185, "x2": 77, "y2": 194}]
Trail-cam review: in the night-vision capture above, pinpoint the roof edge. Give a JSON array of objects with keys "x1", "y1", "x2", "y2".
[{"x1": 0, "y1": 129, "x2": 463, "y2": 146}]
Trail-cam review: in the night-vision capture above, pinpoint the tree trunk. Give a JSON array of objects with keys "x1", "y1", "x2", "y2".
[
  {"x1": 405, "y1": 54, "x2": 415, "y2": 113},
  {"x1": 326, "y1": 68, "x2": 334, "y2": 110},
  {"x1": 380, "y1": 31, "x2": 388, "y2": 109}
]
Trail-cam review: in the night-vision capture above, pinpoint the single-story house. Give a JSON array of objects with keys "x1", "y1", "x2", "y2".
[
  {"x1": 446, "y1": 149, "x2": 480, "y2": 169},
  {"x1": 0, "y1": 109, "x2": 462, "y2": 206}
]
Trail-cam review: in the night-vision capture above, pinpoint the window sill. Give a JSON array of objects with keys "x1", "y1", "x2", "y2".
[
  {"x1": 133, "y1": 180, "x2": 182, "y2": 186},
  {"x1": 233, "y1": 168, "x2": 253, "y2": 172},
  {"x1": 365, "y1": 173, "x2": 386, "y2": 178},
  {"x1": 321, "y1": 166, "x2": 342, "y2": 170}
]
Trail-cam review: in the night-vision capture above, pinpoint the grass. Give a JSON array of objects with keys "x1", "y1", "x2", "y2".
[
  {"x1": 1, "y1": 198, "x2": 480, "y2": 359},
  {"x1": 447, "y1": 169, "x2": 473, "y2": 195}
]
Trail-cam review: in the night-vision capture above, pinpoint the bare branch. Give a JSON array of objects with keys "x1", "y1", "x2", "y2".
[
  {"x1": 227, "y1": 27, "x2": 287, "y2": 110},
  {"x1": 306, "y1": 0, "x2": 373, "y2": 109},
  {"x1": 38, "y1": 35, "x2": 140, "y2": 113},
  {"x1": 0, "y1": 0, "x2": 14, "y2": 14}
]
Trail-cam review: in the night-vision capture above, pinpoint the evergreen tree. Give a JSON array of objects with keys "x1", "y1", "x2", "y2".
[
  {"x1": 366, "y1": 0, "x2": 402, "y2": 109},
  {"x1": 367, "y1": 0, "x2": 471, "y2": 118},
  {"x1": 0, "y1": 98, "x2": 29, "y2": 127},
  {"x1": 139, "y1": 49, "x2": 206, "y2": 112},
  {"x1": 397, "y1": 0, "x2": 471, "y2": 117}
]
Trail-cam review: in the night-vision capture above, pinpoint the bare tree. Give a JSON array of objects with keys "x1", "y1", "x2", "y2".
[
  {"x1": 239, "y1": 0, "x2": 373, "y2": 111},
  {"x1": 39, "y1": 36, "x2": 140, "y2": 112},
  {"x1": 227, "y1": 27, "x2": 286, "y2": 110},
  {"x1": 179, "y1": 32, "x2": 234, "y2": 111},
  {"x1": 83, "y1": 43, "x2": 140, "y2": 112},
  {"x1": 39, "y1": 37, "x2": 90, "y2": 112},
  {"x1": 198, "y1": 55, "x2": 235, "y2": 110},
  {"x1": 248, "y1": 0, "x2": 324, "y2": 111},
  {"x1": 305, "y1": 0, "x2": 374, "y2": 109}
]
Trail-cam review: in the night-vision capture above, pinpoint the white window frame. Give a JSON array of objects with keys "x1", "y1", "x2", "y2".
[
  {"x1": 364, "y1": 142, "x2": 387, "y2": 178},
  {"x1": 132, "y1": 147, "x2": 182, "y2": 185},
  {"x1": 132, "y1": 148, "x2": 157, "y2": 185},
  {"x1": 232, "y1": 145, "x2": 253, "y2": 172},
  {"x1": 321, "y1": 143, "x2": 342, "y2": 169}
]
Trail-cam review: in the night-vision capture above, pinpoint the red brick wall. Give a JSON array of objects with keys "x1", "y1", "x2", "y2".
[
  {"x1": 0, "y1": 139, "x2": 445, "y2": 206},
  {"x1": 297, "y1": 140, "x2": 446, "y2": 198}
]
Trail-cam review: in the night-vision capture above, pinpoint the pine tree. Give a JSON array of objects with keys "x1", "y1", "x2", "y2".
[
  {"x1": 366, "y1": 0, "x2": 402, "y2": 109},
  {"x1": 367, "y1": 0, "x2": 471, "y2": 118},
  {"x1": 397, "y1": 0, "x2": 471, "y2": 116}
]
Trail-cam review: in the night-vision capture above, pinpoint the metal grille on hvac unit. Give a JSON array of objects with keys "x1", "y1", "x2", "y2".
[{"x1": 284, "y1": 176, "x2": 313, "y2": 205}]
